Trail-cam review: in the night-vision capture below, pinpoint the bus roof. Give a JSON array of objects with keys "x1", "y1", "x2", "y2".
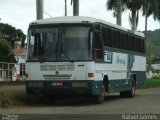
[{"x1": 30, "y1": 16, "x2": 144, "y2": 37}]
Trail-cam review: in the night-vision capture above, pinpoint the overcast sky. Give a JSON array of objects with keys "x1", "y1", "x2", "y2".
[{"x1": 0, "y1": 0, "x2": 160, "y2": 34}]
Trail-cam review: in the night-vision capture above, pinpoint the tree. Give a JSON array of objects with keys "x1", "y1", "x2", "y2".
[
  {"x1": 106, "y1": 0, "x2": 160, "y2": 71},
  {"x1": 106, "y1": 0, "x2": 141, "y2": 30},
  {"x1": 106, "y1": 0, "x2": 160, "y2": 31},
  {"x1": 141, "y1": 0, "x2": 160, "y2": 71},
  {"x1": 0, "y1": 23, "x2": 26, "y2": 48},
  {"x1": 0, "y1": 38, "x2": 16, "y2": 62},
  {"x1": 106, "y1": 0, "x2": 122, "y2": 26}
]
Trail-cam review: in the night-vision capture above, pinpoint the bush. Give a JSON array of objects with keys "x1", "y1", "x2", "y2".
[
  {"x1": 151, "y1": 74, "x2": 160, "y2": 79},
  {"x1": 144, "y1": 79, "x2": 160, "y2": 88}
]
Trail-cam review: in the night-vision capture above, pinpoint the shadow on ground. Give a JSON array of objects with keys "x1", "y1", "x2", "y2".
[{"x1": 14, "y1": 93, "x2": 122, "y2": 107}]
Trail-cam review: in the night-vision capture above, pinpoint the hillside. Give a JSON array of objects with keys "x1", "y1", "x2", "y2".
[{"x1": 146, "y1": 29, "x2": 160, "y2": 63}]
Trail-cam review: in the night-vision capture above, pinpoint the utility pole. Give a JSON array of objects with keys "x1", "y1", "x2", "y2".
[
  {"x1": 36, "y1": 0, "x2": 44, "y2": 20},
  {"x1": 73, "y1": 0, "x2": 79, "y2": 16},
  {"x1": 65, "y1": 0, "x2": 67, "y2": 16}
]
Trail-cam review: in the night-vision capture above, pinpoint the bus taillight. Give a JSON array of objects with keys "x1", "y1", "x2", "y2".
[{"x1": 88, "y1": 73, "x2": 94, "y2": 78}]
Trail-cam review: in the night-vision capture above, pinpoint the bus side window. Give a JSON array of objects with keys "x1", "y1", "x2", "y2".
[
  {"x1": 117, "y1": 31, "x2": 121, "y2": 49},
  {"x1": 126, "y1": 34, "x2": 129, "y2": 51},
  {"x1": 121, "y1": 33, "x2": 125, "y2": 50},
  {"x1": 136, "y1": 38, "x2": 141, "y2": 52},
  {"x1": 107, "y1": 28, "x2": 112, "y2": 47},
  {"x1": 95, "y1": 32, "x2": 102, "y2": 49},
  {"x1": 141, "y1": 39, "x2": 145, "y2": 53},
  {"x1": 131, "y1": 35, "x2": 135, "y2": 51},
  {"x1": 94, "y1": 25, "x2": 103, "y2": 61},
  {"x1": 102, "y1": 27, "x2": 112, "y2": 47},
  {"x1": 102, "y1": 28, "x2": 107, "y2": 46},
  {"x1": 113, "y1": 30, "x2": 117, "y2": 48}
]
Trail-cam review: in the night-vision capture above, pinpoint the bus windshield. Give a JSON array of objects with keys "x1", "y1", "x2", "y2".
[{"x1": 28, "y1": 26, "x2": 92, "y2": 61}]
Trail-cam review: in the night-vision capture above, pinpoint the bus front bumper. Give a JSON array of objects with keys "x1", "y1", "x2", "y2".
[{"x1": 26, "y1": 80, "x2": 103, "y2": 96}]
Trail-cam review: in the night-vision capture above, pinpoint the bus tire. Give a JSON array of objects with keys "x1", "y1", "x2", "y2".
[
  {"x1": 120, "y1": 80, "x2": 136, "y2": 98},
  {"x1": 94, "y1": 82, "x2": 105, "y2": 104},
  {"x1": 128, "y1": 80, "x2": 136, "y2": 98}
]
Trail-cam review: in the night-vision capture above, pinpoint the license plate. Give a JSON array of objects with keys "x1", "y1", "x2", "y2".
[{"x1": 52, "y1": 82, "x2": 63, "y2": 86}]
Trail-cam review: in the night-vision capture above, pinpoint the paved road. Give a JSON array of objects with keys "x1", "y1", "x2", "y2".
[{"x1": 0, "y1": 86, "x2": 160, "y2": 120}]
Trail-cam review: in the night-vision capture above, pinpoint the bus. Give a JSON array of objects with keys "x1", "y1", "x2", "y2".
[{"x1": 26, "y1": 16, "x2": 146, "y2": 104}]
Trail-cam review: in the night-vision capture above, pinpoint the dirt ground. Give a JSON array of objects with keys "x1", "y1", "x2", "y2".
[{"x1": 1, "y1": 84, "x2": 160, "y2": 114}]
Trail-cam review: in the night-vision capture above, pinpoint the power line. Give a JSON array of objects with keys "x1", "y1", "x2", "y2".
[{"x1": 43, "y1": 12, "x2": 52, "y2": 18}]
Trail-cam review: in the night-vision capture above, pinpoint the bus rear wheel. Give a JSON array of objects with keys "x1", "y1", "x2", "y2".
[
  {"x1": 120, "y1": 80, "x2": 136, "y2": 98},
  {"x1": 94, "y1": 83, "x2": 105, "y2": 104}
]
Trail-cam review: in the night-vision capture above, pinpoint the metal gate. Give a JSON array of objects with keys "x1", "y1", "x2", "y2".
[{"x1": 0, "y1": 62, "x2": 25, "y2": 81}]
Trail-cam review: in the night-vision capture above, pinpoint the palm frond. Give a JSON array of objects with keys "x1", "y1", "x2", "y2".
[{"x1": 106, "y1": 0, "x2": 116, "y2": 10}]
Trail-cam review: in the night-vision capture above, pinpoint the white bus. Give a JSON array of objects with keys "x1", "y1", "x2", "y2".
[{"x1": 26, "y1": 16, "x2": 146, "y2": 104}]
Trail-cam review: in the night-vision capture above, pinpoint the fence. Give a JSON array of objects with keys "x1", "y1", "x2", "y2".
[{"x1": 0, "y1": 62, "x2": 25, "y2": 81}]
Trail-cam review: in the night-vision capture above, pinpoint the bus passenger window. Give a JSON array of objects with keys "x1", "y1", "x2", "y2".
[
  {"x1": 102, "y1": 28, "x2": 107, "y2": 46},
  {"x1": 95, "y1": 31, "x2": 103, "y2": 60},
  {"x1": 117, "y1": 31, "x2": 121, "y2": 49},
  {"x1": 107, "y1": 28, "x2": 112, "y2": 47},
  {"x1": 95, "y1": 32, "x2": 102, "y2": 49},
  {"x1": 96, "y1": 50, "x2": 103, "y2": 60},
  {"x1": 121, "y1": 33, "x2": 125, "y2": 50},
  {"x1": 113, "y1": 31, "x2": 117, "y2": 48},
  {"x1": 131, "y1": 36, "x2": 135, "y2": 51},
  {"x1": 141, "y1": 39, "x2": 145, "y2": 53},
  {"x1": 102, "y1": 28, "x2": 112, "y2": 47}
]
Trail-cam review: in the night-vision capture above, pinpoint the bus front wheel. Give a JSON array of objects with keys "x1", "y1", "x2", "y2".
[{"x1": 94, "y1": 83, "x2": 105, "y2": 104}]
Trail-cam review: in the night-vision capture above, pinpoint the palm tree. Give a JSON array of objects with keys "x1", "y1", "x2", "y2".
[
  {"x1": 106, "y1": 0, "x2": 122, "y2": 26},
  {"x1": 142, "y1": 0, "x2": 160, "y2": 72},
  {"x1": 106, "y1": 0, "x2": 160, "y2": 31},
  {"x1": 106, "y1": 0, "x2": 142, "y2": 31},
  {"x1": 106, "y1": 0, "x2": 160, "y2": 72}
]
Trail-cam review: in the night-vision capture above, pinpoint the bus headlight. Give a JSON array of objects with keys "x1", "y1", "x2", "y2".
[
  {"x1": 28, "y1": 82, "x2": 43, "y2": 87},
  {"x1": 72, "y1": 82, "x2": 88, "y2": 88}
]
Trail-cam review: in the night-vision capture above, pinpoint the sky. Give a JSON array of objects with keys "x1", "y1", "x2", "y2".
[{"x1": 0, "y1": 0, "x2": 160, "y2": 35}]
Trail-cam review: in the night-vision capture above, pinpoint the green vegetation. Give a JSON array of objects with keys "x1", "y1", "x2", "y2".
[
  {"x1": 150, "y1": 29, "x2": 160, "y2": 61},
  {"x1": 106, "y1": 0, "x2": 160, "y2": 31},
  {"x1": 0, "y1": 23, "x2": 26, "y2": 48},
  {"x1": 0, "y1": 38, "x2": 16, "y2": 62},
  {"x1": 0, "y1": 23, "x2": 26, "y2": 62},
  {"x1": 144, "y1": 78, "x2": 160, "y2": 88}
]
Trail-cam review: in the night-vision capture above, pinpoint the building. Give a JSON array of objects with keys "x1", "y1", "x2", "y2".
[{"x1": 13, "y1": 41, "x2": 26, "y2": 80}]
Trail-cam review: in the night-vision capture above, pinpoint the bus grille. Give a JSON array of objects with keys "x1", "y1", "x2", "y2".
[
  {"x1": 43, "y1": 75, "x2": 72, "y2": 80},
  {"x1": 40, "y1": 64, "x2": 75, "y2": 71}
]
